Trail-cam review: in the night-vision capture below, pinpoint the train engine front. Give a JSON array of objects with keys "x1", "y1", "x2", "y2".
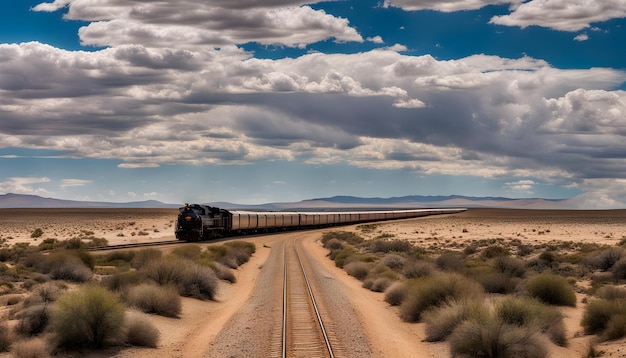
[{"x1": 175, "y1": 203, "x2": 231, "y2": 241}]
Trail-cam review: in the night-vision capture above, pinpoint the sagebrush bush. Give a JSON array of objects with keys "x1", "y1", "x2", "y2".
[
  {"x1": 35, "y1": 251, "x2": 93, "y2": 282},
  {"x1": 496, "y1": 296, "x2": 566, "y2": 346},
  {"x1": 0, "y1": 322, "x2": 12, "y2": 352},
  {"x1": 481, "y1": 244, "x2": 510, "y2": 259},
  {"x1": 525, "y1": 273, "x2": 576, "y2": 307},
  {"x1": 582, "y1": 298, "x2": 626, "y2": 335},
  {"x1": 124, "y1": 311, "x2": 160, "y2": 348},
  {"x1": 125, "y1": 283, "x2": 181, "y2": 317},
  {"x1": 50, "y1": 284, "x2": 125, "y2": 349},
  {"x1": 475, "y1": 271, "x2": 519, "y2": 294},
  {"x1": 14, "y1": 305, "x2": 49, "y2": 336},
  {"x1": 323, "y1": 238, "x2": 343, "y2": 250},
  {"x1": 332, "y1": 247, "x2": 358, "y2": 268},
  {"x1": 171, "y1": 244, "x2": 202, "y2": 261},
  {"x1": 11, "y1": 338, "x2": 48, "y2": 358},
  {"x1": 585, "y1": 247, "x2": 624, "y2": 271},
  {"x1": 493, "y1": 256, "x2": 527, "y2": 278},
  {"x1": 611, "y1": 258, "x2": 626, "y2": 280},
  {"x1": 365, "y1": 239, "x2": 413, "y2": 254},
  {"x1": 596, "y1": 285, "x2": 626, "y2": 300},
  {"x1": 363, "y1": 277, "x2": 393, "y2": 292},
  {"x1": 382, "y1": 253, "x2": 406, "y2": 270},
  {"x1": 423, "y1": 300, "x2": 490, "y2": 342},
  {"x1": 384, "y1": 281, "x2": 408, "y2": 306},
  {"x1": 399, "y1": 273, "x2": 484, "y2": 322},
  {"x1": 103, "y1": 270, "x2": 146, "y2": 292},
  {"x1": 449, "y1": 318, "x2": 548, "y2": 358},
  {"x1": 177, "y1": 262, "x2": 218, "y2": 300},
  {"x1": 210, "y1": 262, "x2": 237, "y2": 283},
  {"x1": 402, "y1": 260, "x2": 435, "y2": 278},
  {"x1": 344, "y1": 261, "x2": 371, "y2": 280},
  {"x1": 321, "y1": 231, "x2": 364, "y2": 245},
  {"x1": 435, "y1": 253, "x2": 465, "y2": 272},
  {"x1": 131, "y1": 248, "x2": 163, "y2": 269}
]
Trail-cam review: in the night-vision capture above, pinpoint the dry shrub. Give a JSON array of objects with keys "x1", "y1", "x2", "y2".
[
  {"x1": 14, "y1": 305, "x2": 49, "y2": 336},
  {"x1": 402, "y1": 260, "x2": 435, "y2": 278},
  {"x1": 171, "y1": 244, "x2": 202, "y2": 261},
  {"x1": 449, "y1": 318, "x2": 548, "y2": 358},
  {"x1": 399, "y1": 273, "x2": 484, "y2": 322},
  {"x1": 384, "y1": 281, "x2": 408, "y2": 306},
  {"x1": 585, "y1": 247, "x2": 624, "y2": 271},
  {"x1": 49, "y1": 284, "x2": 125, "y2": 349},
  {"x1": 331, "y1": 247, "x2": 358, "y2": 268},
  {"x1": 525, "y1": 273, "x2": 576, "y2": 307},
  {"x1": 365, "y1": 239, "x2": 412, "y2": 254},
  {"x1": 142, "y1": 258, "x2": 219, "y2": 300},
  {"x1": 35, "y1": 252, "x2": 93, "y2": 282},
  {"x1": 611, "y1": 258, "x2": 626, "y2": 279},
  {"x1": 125, "y1": 283, "x2": 181, "y2": 318},
  {"x1": 382, "y1": 253, "x2": 406, "y2": 270},
  {"x1": 131, "y1": 248, "x2": 163, "y2": 269},
  {"x1": 496, "y1": 296, "x2": 566, "y2": 346},
  {"x1": 493, "y1": 256, "x2": 527, "y2": 278},
  {"x1": 323, "y1": 238, "x2": 343, "y2": 250},
  {"x1": 321, "y1": 231, "x2": 364, "y2": 246},
  {"x1": 596, "y1": 285, "x2": 626, "y2": 300},
  {"x1": 481, "y1": 245, "x2": 510, "y2": 259},
  {"x1": 582, "y1": 298, "x2": 626, "y2": 336},
  {"x1": 476, "y1": 272, "x2": 519, "y2": 294},
  {"x1": 0, "y1": 322, "x2": 12, "y2": 352},
  {"x1": 177, "y1": 263, "x2": 219, "y2": 300},
  {"x1": 205, "y1": 241, "x2": 255, "y2": 269},
  {"x1": 344, "y1": 261, "x2": 371, "y2": 281},
  {"x1": 11, "y1": 338, "x2": 48, "y2": 358},
  {"x1": 124, "y1": 311, "x2": 160, "y2": 348},
  {"x1": 363, "y1": 277, "x2": 393, "y2": 292},
  {"x1": 423, "y1": 300, "x2": 490, "y2": 342},
  {"x1": 435, "y1": 253, "x2": 465, "y2": 272},
  {"x1": 210, "y1": 262, "x2": 237, "y2": 283},
  {"x1": 102, "y1": 270, "x2": 146, "y2": 292}
]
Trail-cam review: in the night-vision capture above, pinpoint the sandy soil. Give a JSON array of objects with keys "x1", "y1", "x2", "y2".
[{"x1": 2, "y1": 208, "x2": 626, "y2": 357}]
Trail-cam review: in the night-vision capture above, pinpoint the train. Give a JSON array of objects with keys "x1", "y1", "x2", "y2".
[{"x1": 175, "y1": 203, "x2": 467, "y2": 241}]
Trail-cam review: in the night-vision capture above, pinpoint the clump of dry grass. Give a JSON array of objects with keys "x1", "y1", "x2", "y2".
[
  {"x1": 124, "y1": 311, "x2": 160, "y2": 348},
  {"x1": 124, "y1": 283, "x2": 181, "y2": 318},
  {"x1": 11, "y1": 338, "x2": 48, "y2": 358},
  {"x1": 525, "y1": 273, "x2": 576, "y2": 307}
]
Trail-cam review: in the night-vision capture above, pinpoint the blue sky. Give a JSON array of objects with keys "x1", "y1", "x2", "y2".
[{"x1": 1, "y1": 0, "x2": 626, "y2": 208}]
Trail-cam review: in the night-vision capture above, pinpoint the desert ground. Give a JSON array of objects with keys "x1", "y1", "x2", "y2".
[{"x1": 2, "y1": 208, "x2": 626, "y2": 357}]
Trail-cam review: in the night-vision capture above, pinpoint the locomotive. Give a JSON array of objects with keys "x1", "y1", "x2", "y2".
[{"x1": 175, "y1": 203, "x2": 466, "y2": 241}]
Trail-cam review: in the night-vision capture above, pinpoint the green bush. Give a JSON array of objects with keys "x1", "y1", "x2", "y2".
[
  {"x1": 210, "y1": 262, "x2": 237, "y2": 283},
  {"x1": 493, "y1": 256, "x2": 527, "y2": 278},
  {"x1": 596, "y1": 285, "x2": 626, "y2": 300},
  {"x1": 399, "y1": 273, "x2": 484, "y2": 322},
  {"x1": 476, "y1": 272, "x2": 519, "y2": 294},
  {"x1": 423, "y1": 300, "x2": 490, "y2": 342},
  {"x1": 124, "y1": 311, "x2": 160, "y2": 348},
  {"x1": 363, "y1": 277, "x2": 393, "y2": 292},
  {"x1": 323, "y1": 238, "x2": 343, "y2": 250},
  {"x1": 30, "y1": 228, "x2": 44, "y2": 239},
  {"x1": 125, "y1": 283, "x2": 181, "y2": 318},
  {"x1": 50, "y1": 284, "x2": 125, "y2": 349},
  {"x1": 435, "y1": 253, "x2": 465, "y2": 272},
  {"x1": 481, "y1": 245, "x2": 510, "y2": 259},
  {"x1": 332, "y1": 247, "x2": 358, "y2": 268},
  {"x1": 525, "y1": 273, "x2": 576, "y2": 307},
  {"x1": 365, "y1": 239, "x2": 413, "y2": 254},
  {"x1": 449, "y1": 318, "x2": 548, "y2": 358}
]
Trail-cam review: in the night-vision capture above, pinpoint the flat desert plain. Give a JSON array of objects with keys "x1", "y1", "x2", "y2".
[{"x1": 2, "y1": 208, "x2": 626, "y2": 357}]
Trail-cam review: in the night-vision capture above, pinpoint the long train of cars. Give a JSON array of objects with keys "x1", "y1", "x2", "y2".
[{"x1": 175, "y1": 203, "x2": 467, "y2": 241}]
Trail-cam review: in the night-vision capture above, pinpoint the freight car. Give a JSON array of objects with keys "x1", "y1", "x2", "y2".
[{"x1": 175, "y1": 203, "x2": 466, "y2": 241}]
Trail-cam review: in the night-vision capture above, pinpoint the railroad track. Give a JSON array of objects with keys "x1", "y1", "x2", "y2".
[
  {"x1": 87, "y1": 240, "x2": 181, "y2": 251},
  {"x1": 280, "y1": 239, "x2": 337, "y2": 358}
]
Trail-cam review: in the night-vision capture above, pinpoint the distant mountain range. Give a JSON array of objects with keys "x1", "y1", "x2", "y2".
[{"x1": 0, "y1": 193, "x2": 572, "y2": 210}]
